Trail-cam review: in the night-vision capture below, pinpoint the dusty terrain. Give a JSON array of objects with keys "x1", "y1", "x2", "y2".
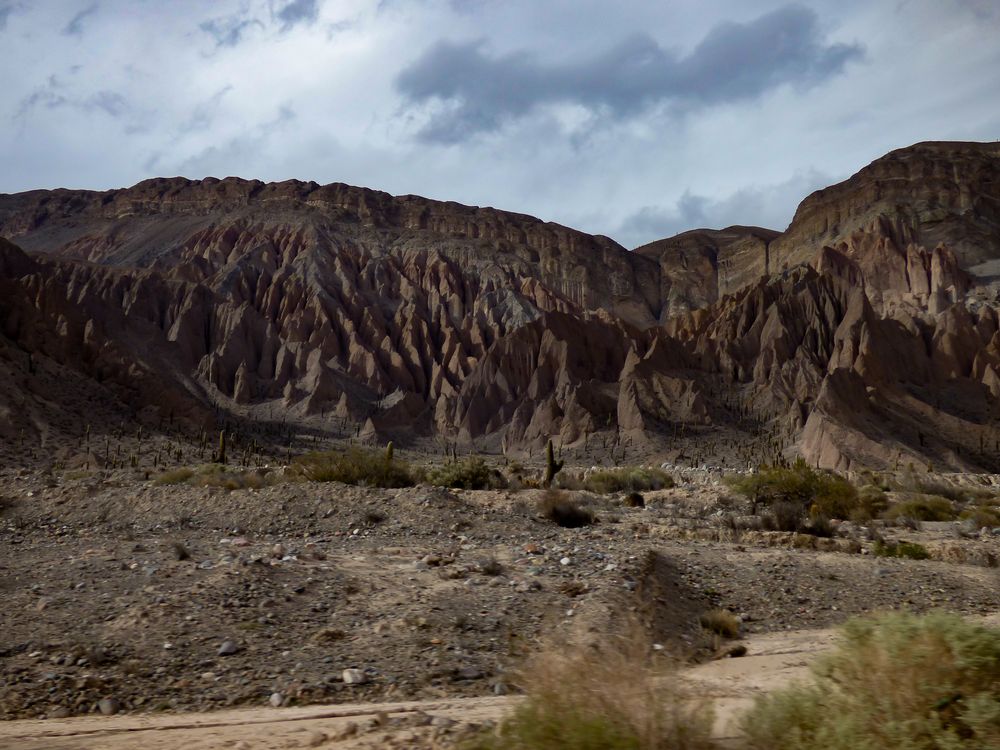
[{"x1": 1, "y1": 461, "x2": 998, "y2": 747}]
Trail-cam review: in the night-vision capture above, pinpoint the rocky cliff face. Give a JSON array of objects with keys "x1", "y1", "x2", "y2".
[{"x1": 2, "y1": 141, "x2": 1000, "y2": 471}]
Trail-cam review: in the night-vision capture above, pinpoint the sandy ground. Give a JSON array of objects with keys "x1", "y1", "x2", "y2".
[
  {"x1": 0, "y1": 624, "x2": 838, "y2": 749},
  {"x1": 2, "y1": 466, "x2": 999, "y2": 748}
]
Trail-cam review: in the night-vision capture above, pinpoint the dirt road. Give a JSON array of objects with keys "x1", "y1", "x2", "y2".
[{"x1": 0, "y1": 625, "x2": 843, "y2": 749}]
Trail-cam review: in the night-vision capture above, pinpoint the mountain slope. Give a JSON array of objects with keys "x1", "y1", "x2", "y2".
[{"x1": 2, "y1": 141, "x2": 1000, "y2": 471}]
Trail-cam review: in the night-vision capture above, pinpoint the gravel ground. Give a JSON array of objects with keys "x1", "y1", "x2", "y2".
[{"x1": 1, "y1": 467, "x2": 998, "y2": 720}]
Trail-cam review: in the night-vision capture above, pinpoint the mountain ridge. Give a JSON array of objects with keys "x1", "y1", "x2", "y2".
[{"x1": 2, "y1": 140, "x2": 1000, "y2": 472}]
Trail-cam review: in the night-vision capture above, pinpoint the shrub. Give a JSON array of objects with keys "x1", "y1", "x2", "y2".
[
  {"x1": 762, "y1": 500, "x2": 806, "y2": 533},
  {"x1": 960, "y1": 506, "x2": 1000, "y2": 529},
  {"x1": 152, "y1": 464, "x2": 271, "y2": 491},
  {"x1": 468, "y1": 638, "x2": 715, "y2": 750},
  {"x1": 741, "y1": 611, "x2": 1000, "y2": 749},
  {"x1": 883, "y1": 494, "x2": 957, "y2": 522},
  {"x1": 153, "y1": 467, "x2": 195, "y2": 485},
  {"x1": 427, "y1": 457, "x2": 502, "y2": 490},
  {"x1": 292, "y1": 448, "x2": 416, "y2": 488},
  {"x1": 851, "y1": 485, "x2": 889, "y2": 523},
  {"x1": 725, "y1": 460, "x2": 857, "y2": 520},
  {"x1": 583, "y1": 467, "x2": 674, "y2": 495},
  {"x1": 623, "y1": 492, "x2": 646, "y2": 508},
  {"x1": 873, "y1": 540, "x2": 930, "y2": 560},
  {"x1": 538, "y1": 490, "x2": 594, "y2": 528},
  {"x1": 699, "y1": 609, "x2": 740, "y2": 639}
]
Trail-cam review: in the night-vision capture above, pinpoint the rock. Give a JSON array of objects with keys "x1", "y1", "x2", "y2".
[
  {"x1": 342, "y1": 668, "x2": 368, "y2": 685},
  {"x1": 269, "y1": 692, "x2": 283, "y2": 707},
  {"x1": 307, "y1": 730, "x2": 328, "y2": 746},
  {"x1": 217, "y1": 640, "x2": 240, "y2": 656},
  {"x1": 97, "y1": 698, "x2": 120, "y2": 716}
]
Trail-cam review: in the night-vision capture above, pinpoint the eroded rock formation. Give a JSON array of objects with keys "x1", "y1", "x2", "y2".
[{"x1": 2, "y1": 141, "x2": 1000, "y2": 471}]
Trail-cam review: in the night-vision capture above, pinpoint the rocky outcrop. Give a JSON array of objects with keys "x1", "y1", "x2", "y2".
[
  {"x1": 3, "y1": 141, "x2": 1000, "y2": 471},
  {"x1": 635, "y1": 226, "x2": 779, "y2": 318}
]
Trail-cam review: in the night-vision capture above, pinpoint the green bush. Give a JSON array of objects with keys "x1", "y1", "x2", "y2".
[
  {"x1": 725, "y1": 460, "x2": 857, "y2": 520},
  {"x1": 883, "y1": 494, "x2": 957, "y2": 522},
  {"x1": 292, "y1": 448, "x2": 416, "y2": 488},
  {"x1": 427, "y1": 457, "x2": 503, "y2": 490},
  {"x1": 872, "y1": 540, "x2": 930, "y2": 560},
  {"x1": 583, "y1": 467, "x2": 674, "y2": 495},
  {"x1": 741, "y1": 611, "x2": 1000, "y2": 749}
]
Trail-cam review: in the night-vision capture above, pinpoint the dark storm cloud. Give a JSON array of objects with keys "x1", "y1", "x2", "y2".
[
  {"x1": 62, "y1": 3, "x2": 98, "y2": 37},
  {"x1": 274, "y1": 0, "x2": 320, "y2": 30},
  {"x1": 396, "y1": 4, "x2": 863, "y2": 143}
]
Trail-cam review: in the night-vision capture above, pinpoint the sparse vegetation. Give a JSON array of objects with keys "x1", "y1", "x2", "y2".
[
  {"x1": 467, "y1": 637, "x2": 715, "y2": 750},
  {"x1": 960, "y1": 504, "x2": 1000, "y2": 529},
  {"x1": 538, "y1": 490, "x2": 594, "y2": 528},
  {"x1": 622, "y1": 491, "x2": 645, "y2": 508},
  {"x1": 152, "y1": 463, "x2": 272, "y2": 491},
  {"x1": 427, "y1": 457, "x2": 503, "y2": 490},
  {"x1": 292, "y1": 448, "x2": 417, "y2": 487},
  {"x1": 741, "y1": 611, "x2": 1000, "y2": 749},
  {"x1": 543, "y1": 439, "x2": 564, "y2": 488},
  {"x1": 153, "y1": 467, "x2": 195, "y2": 485},
  {"x1": 851, "y1": 484, "x2": 889, "y2": 523},
  {"x1": 583, "y1": 467, "x2": 674, "y2": 495},
  {"x1": 872, "y1": 540, "x2": 930, "y2": 560},
  {"x1": 883, "y1": 494, "x2": 957, "y2": 523},
  {"x1": 699, "y1": 609, "x2": 740, "y2": 639}
]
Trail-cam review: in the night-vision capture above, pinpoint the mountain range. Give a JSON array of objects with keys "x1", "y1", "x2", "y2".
[{"x1": 1, "y1": 140, "x2": 999, "y2": 472}]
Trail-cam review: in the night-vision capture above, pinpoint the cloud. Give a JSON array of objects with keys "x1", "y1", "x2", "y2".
[
  {"x1": 0, "y1": 2, "x2": 15, "y2": 31},
  {"x1": 200, "y1": 13, "x2": 264, "y2": 48},
  {"x1": 180, "y1": 86, "x2": 234, "y2": 132},
  {"x1": 616, "y1": 169, "x2": 835, "y2": 248},
  {"x1": 62, "y1": 3, "x2": 98, "y2": 37},
  {"x1": 274, "y1": 0, "x2": 319, "y2": 30},
  {"x1": 16, "y1": 75, "x2": 128, "y2": 121},
  {"x1": 396, "y1": 4, "x2": 863, "y2": 143}
]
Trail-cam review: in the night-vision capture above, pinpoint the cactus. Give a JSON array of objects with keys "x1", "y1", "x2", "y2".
[
  {"x1": 543, "y1": 438, "x2": 564, "y2": 488},
  {"x1": 385, "y1": 441, "x2": 394, "y2": 462},
  {"x1": 217, "y1": 429, "x2": 227, "y2": 465}
]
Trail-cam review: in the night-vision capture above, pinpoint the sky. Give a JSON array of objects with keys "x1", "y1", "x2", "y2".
[{"x1": 2, "y1": 0, "x2": 999, "y2": 248}]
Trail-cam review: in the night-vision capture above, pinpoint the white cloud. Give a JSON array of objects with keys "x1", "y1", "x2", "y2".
[{"x1": 0, "y1": 0, "x2": 997, "y2": 247}]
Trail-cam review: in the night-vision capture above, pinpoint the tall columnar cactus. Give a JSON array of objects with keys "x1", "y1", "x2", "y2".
[
  {"x1": 543, "y1": 438, "x2": 564, "y2": 488},
  {"x1": 386, "y1": 441, "x2": 394, "y2": 462},
  {"x1": 217, "y1": 429, "x2": 227, "y2": 465}
]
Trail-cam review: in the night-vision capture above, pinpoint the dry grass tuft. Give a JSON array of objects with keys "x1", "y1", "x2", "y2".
[
  {"x1": 583, "y1": 467, "x2": 674, "y2": 495},
  {"x1": 538, "y1": 490, "x2": 594, "y2": 528},
  {"x1": 468, "y1": 635, "x2": 715, "y2": 750},
  {"x1": 153, "y1": 464, "x2": 273, "y2": 491},
  {"x1": 699, "y1": 609, "x2": 740, "y2": 639}
]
